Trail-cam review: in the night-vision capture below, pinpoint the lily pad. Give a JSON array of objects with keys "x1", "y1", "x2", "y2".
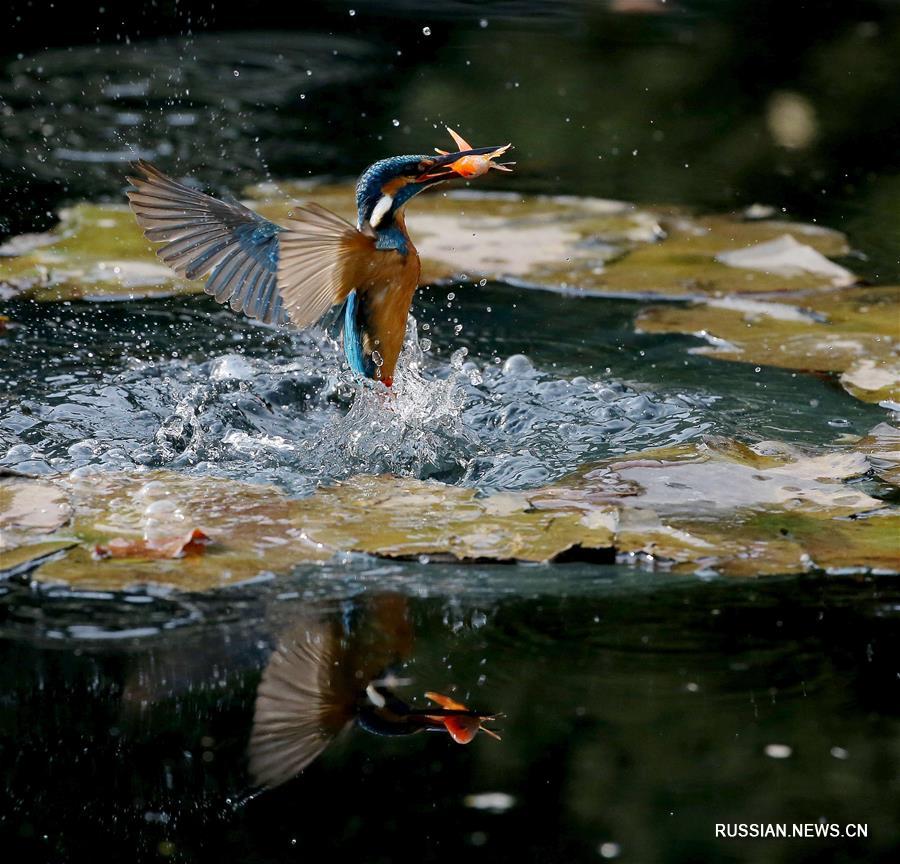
[
  {"x1": 0, "y1": 475, "x2": 71, "y2": 550},
  {"x1": 0, "y1": 204, "x2": 198, "y2": 302},
  {"x1": 248, "y1": 182, "x2": 666, "y2": 288},
  {"x1": 292, "y1": 474, "x2": 614, "y2": 564},
  {"x1": 525, "y1": 434, "x2": 899, "y2": 578},
  {"x1": 715, "y1": 234, "x2": 854, "y2": 286},
  {"x1": 2, "y1": 426, "x2": 897, "y2": 588},
  {"x1": 636, "y1": 286, "x2": 900, "y2": 406},
  {"x1": 528, "y1": 436, "x2": 882, "y2": 517},
  {"x1": 0, "y1": 539, "x2": 77, "y2": 578},
  {"x1": 0, "y1": 182, "x2": 855, "y2": 303},
  {"x1": 28, "y1": 472, "x2": 330, "y2": 590}
]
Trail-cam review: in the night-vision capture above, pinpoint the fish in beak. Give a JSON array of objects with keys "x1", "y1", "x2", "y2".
[{"x1": 415, "y1": 127, "x2": 515, "y2": 183}]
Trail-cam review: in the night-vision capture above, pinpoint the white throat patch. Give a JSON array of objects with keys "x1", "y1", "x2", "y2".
[{"x1": 369, "y1": 193, "x2": 394, "y2": 229}]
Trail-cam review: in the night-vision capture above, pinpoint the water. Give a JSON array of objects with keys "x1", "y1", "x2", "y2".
[
  {"x1": 2, "y1": 2, "x2": 900, "y2": 861},
  {"x1": 0, "y1": 285, "x2": 884, "y2": 489},
  {"x1": 3, "y1": 566, "x2": 900, "y2": 862}
]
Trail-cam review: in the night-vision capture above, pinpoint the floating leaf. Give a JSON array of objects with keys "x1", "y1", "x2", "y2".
[
  {"x1": 0, "y1": 475, "x2": 71, "y2": 544},
  {"x1": 529, "y1": 436, "x2": 882, "y2": 519},
  {"x1": 30, "y1": 472, "x2": 330, "y2": 590},
  {"x1": 285, "y1": 474, "x2": 614, "y2": 564},
  {"x1": 0, "y1": 204, "x2": 198, "y2": 302},
  {"x1": 0, "y1": 540, "x2": 77, "y2": 578},
  {"x1": 0, "y1": 426, "x2": 893, "y2": 589},
  {"x1": 526, "y1": 435, "x2": 898, "y2": 577},
  {"x1": 636, "y1": 286, "x2": 900, "y2": 406},
  {"x1": 847, "y1": 424, "x2": 900, "y2": 487}
]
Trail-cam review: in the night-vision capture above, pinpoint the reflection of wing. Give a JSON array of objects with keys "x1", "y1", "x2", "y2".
[
  {"x1": 248, "y1": 626, "x2": 353, "y2": 789},
  {"x1": 249, "y1": 594, "x2": 416, "y2": 789}
]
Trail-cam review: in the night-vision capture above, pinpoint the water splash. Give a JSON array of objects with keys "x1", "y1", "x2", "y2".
[
  {"x1": 0, "y1": 298, "x2": 725, "y2": 492},
  {"x1": 310, "y1": 318, "x2": 478, "y2": 482}
]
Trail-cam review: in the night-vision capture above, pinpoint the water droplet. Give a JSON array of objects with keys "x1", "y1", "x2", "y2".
[
  {"x1": 371, "y1": 350, "x2": 384, "y2": 367},
  {"x1": 479, "y1": 18, "x2": 489, "y2": 28},
  {"x1": 349, "y1": 8, "x2": 356, "y2": 15},
  {"x1": 479, "y1": 278, "x2": 487, "y2": 286},
  {"x1": 299, "y1": 93, "x2": 306, "y2": 100},
  {"x1": 232, "y1": 70, "x2": 239, "y2": 77},
  {"x1": 422, "y1": 26, "x2": 432, "y2": 35},
  {"x1": 392, "y1": 118, "x2": 400, "y2": 127},
  {"x1": 450, "y1": 347, "x2": 468, "y2": 370},
  {"x1": 502, "y1": 354, "x2": 533, "y2": 377},
  {"x1": 453, "y1": 324, "x2": 463, "y2": 336},
  {"x1": 447, "y1": 291, "x2": 456, "y2": 301}
]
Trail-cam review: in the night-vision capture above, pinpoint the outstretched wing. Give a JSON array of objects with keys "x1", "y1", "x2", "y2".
[{"x1": 126, "y1": 161, "x2": 368, "y2": 327}]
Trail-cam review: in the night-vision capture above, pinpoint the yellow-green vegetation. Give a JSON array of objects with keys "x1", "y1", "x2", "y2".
[
  {"x1": 0, "y1": 204, "x2": 200, "y2": 302},
  {"x1": 0, "y1": 184, "x2": 855, "y2": 302},
  {"x1": 637, "y1": 285, "x2": 900, "y2": 406},
  {"x1": 2, "y1": 428, "x2": 897, "y2": 590},
  {"x1": 1, "y1": 189, "x2": 897, "y2": 589}
]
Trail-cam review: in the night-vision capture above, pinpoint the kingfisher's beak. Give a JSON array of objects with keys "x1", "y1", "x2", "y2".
[{"x1": 415, "y1": 127, "x2": 514, "y2": 183}]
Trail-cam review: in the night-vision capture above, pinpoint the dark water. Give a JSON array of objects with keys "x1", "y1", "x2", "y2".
[
  {"x1": 3, "y1": 567, "x2": 900, "y2": 863},
  {"x1": 2, "y1": 2, "x2": 900, "y2": 861}
]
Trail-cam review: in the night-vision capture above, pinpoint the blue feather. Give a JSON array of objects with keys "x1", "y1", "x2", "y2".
[
  {"x1": 127, "y1": 161, "x2": 290, "y2": 325},
  {"x1": 342, "y1": 291, "x2": 374, "y2": 378}
]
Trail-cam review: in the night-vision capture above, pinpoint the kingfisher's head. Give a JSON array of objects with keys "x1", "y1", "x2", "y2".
[{"x1": 355, "y1": 128, "x2": 513, "y2": 233}]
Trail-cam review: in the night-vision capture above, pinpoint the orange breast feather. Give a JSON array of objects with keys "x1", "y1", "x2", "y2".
[{"x1": 344, "y1": 229, "x2": 421, "y2": 382}]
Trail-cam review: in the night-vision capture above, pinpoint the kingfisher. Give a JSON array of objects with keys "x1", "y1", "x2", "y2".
[{"x1": 127, "y1": 129, "x2": 513, "y2": 387}]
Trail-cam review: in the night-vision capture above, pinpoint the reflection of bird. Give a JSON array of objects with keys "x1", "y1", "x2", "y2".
[
  {"x1": 126, "y1": 130, "x2": 512, "y2": 387},
  {"x1": 248, "y1": 594, "x2": 500, "y2": 790}
]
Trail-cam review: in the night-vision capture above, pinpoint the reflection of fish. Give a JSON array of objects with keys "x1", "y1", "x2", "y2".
[
  {"x1": 424, "y1": 691, "x2": 502, "y2": 744},
  {"x1": 248, "y1": 596, "x2": 500, "y2": 789}
]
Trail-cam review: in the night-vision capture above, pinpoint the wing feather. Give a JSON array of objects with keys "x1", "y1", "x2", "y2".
[{"x1": 126, "y1": 161, "x2": 372, "y2": 328}]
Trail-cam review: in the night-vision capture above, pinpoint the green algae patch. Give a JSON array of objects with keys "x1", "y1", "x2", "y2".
[
  {"x1": 636, "y1": 286, "x2": 900, "y2": 406},
  {"x1": 3, "y1": 426, "x2": 897, "y2": 590}
]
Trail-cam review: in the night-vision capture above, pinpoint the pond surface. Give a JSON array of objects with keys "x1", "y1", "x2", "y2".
[{"x1": 1, "y1": 2, "x2": 899, "y2": 862}]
